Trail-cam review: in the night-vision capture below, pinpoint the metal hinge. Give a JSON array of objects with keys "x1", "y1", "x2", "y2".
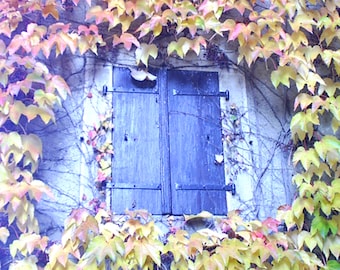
[
  {"x1": 103, "y1": 85, "x2": 158, "y2": 95},
  {"x1": 172, "y1": 89, "x2": 229, "y2": 100},
  {"x1": 107, "y1": 182, "x2": 161, "y2": 190},
  {"x1": 175, "y1": 183, "x2": 236, "y2": 195}
]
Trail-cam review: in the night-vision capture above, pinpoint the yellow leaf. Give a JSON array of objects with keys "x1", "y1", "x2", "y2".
[
  {"x1": 22, "y1": 134, "x2": 42, "y2": 162},
  {"x1": 320, "y1": 28, "x2": 337, "y2": 46},
  {"x1": 293, "y1": 146, "x2": 320, "y2": 171},
  {"x1": 319, "y1": 78, "x2": 340, "y2": 97},
  {"x1": 294, "y1": 93, "x2": 313, "y2": 111},
  {"x1": 289, "y1": 13, "x2": 316, "y2": 33},
  {"x1": 0, "y1": 227, "x2": 9, "y2": 244},
  {"x1": 135, "y1": 43, "x2": 158, "y2": 66},
  {"x1": 271, "y1": 66, "x2": 297, "y2": 88},
  {"x1": 184, "y1": 211, "x2": 213, "y2": 222},
  {"x1": 303, "y1": 45, "x2": 321, "y2": 63},
  {"x1": 323, "y1": 235, "x2": 340, "y2": 259},
  {"x1": 130, "y1": 69, "x2": 157, "y2": 81},
  {"x1": 291, "y1": 31, "x2": 308, "y2": 49},
  {"x1": 8, "y1": 256, "x2": 38, "y2": 270},
  {"x1": 321, "y1": 49, "x2": 334, "y2": 67},
  {"x1": 78, "y1": 36, "x2": 90, "y2": 55},
  {"x1": 25, "y1": 105, "x2": 54, "y2": 124},
  {"x1": 8, "y1": 100, "x2": 25, "y2": 124}
]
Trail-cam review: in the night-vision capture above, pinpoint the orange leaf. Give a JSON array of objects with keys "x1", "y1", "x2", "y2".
[{"x1": 42, "y1": 4, "x2": 59, "y2": 20}]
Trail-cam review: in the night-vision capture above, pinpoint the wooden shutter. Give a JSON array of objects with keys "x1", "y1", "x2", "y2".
[
  {"x1": 168, "y1": 70, "x2": 227, "y2": 215},
  {"x1": 110, "y1": 68, "x2": 227, "y2": 215},
  {"x1": 111, "y1": 67, "x2": 162, "y2": 214}
]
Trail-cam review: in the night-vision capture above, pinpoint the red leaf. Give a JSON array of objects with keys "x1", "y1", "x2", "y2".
[
  {"x1": 262, "y1": 217, "x2": 280, "y2": 233},
  {"x1": 113, "y1": 33, "x2": 140, "y2": 51}
]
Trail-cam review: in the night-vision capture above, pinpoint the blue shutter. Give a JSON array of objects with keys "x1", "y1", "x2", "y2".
[{"x1": 110, "y1": 68, "x2": 227, "y2": 215}]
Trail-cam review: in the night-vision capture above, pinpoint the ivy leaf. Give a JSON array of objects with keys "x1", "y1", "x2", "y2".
[
  {"x1": 135, "y1": 43, "x2": 158, "y2": 66},
  {"x1": 323, "y1": 235, "x2": 340, "y2": 259},
  {"x1": 9, "y1": 100, "x2": 26, "y2": 125},
  {"x1": 47, "y1": 244, "x2": 70, "y2": 268},
  {"x1": 293, "y1": 146, "x2": 320, "y2": 171},
  {"x1": 29, "y1": 180, "x2": 54, "y2": 201},
  {"x1": 318, "y1": 78, "x2": 340, "y2": 97},
  {"x1": 326, "y1": 260, "x2": 340, "y2": 270},
  {"x1": 228, "y1": 23, "x2": 245, "y2": 41},
  {"x1": 22, "y1": 134, "x2": 42, "y2": 163},
  {"x1": 167, "y1": 37, "x2": 206, "y2": 58},
  {"x1": 0, "y1": 227, "x2": 9, "y2": 244},
  {"x1": 271, "y1": 66, "x2": 297, "y2": 88},
  {"x1": 262, "y1": 217, "x2": 280, "y2": 233},
  {"x1": 7, "y1": 256, "x2": 38, "y2": 270},
  {"x1": 296, "y1": 71, "x2": 326, "y2": 93},
  {"x1": 168, "y1": 38, "x2": 190, "y2": 58},
  {"x1": 81, "y1": 235, "x2": 118, "y2": 265},
  {"x1": 184, "y1": 211, "x2": 213, "y2": 222},
  {"x1": 294, "y1": 93, "x2": 313, "y2": 111},
  {"x1": 315, "y1": 136, "x2": 340, "y2": 159},
  {"x1": 292, "y1": 197, "x2": 314, "y2": 217},
  {"x1": 290, "y1": 110, "x2": 319, "y2": 142},
  {"x1": 311, "y1": 215, "x2": 331, "y2": 238},
  {"x1": 113, "y1": 33, "x2": 140, "y2": 51},
  {"x1": 25, "y1": 105, "x2": 54, "y2": 124},
  {"x1": 130, "y1": 69, "x2": 157, "y2": 81},
  {"x1": 42, "y1": 4, "x2": 59, "y2": 20}
]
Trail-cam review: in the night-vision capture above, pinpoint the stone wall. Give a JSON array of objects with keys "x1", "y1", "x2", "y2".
[{"x1": 31, "y1": 46, "x2": 296, "y2": 238}]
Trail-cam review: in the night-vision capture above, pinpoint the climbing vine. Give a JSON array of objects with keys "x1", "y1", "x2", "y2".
[{"x1": 0, "y1": 0, "x2": 339, "y2": 269}]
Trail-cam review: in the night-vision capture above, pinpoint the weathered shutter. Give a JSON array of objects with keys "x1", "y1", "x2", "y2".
[
  {"x1": 110, "y1": 68, "x2": 227, "y2": 215},
  {"x1": 110, "y1": 67, "x2": 163, "y2": 214},
  {"x1": 168, "y1": 70, "x2": 227, "y2": 215}
]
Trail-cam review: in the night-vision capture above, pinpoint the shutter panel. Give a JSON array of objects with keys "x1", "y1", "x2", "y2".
[
  {"x1": 111, "y1": 67, "x2": 162, "y2": 214},
  {"x1": 168, "y1": 70, "x2": 227, "y2": 215}
]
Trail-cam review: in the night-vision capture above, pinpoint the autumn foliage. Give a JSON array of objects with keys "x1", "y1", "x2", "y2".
[{"x1": 0, "y1": 0, "x2": 340, "y2": 269}]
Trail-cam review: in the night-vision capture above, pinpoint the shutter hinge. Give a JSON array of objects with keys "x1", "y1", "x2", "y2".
[
  {"x1": 107, "y1": 182, "x2": 161, "y2": 190},
  {"x1": 172, "y1": 89, "x2": 229, "y2": 99},
  {"x1": 175, "y1": 182, "x2": 235, "y2": 195},
  {"x1": 102, "y1": 85, "x2": 158, "y2": 95}
]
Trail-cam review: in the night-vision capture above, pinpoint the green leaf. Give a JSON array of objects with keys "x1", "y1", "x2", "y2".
[
  {"x1": 311, "y1": 215, "x2": 330, "y2": 238},
  {"x1": 326, "y1": 260, "x2": 340, "y2": 270}
]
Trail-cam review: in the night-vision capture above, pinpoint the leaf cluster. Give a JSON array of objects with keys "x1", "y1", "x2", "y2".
[{"x1": 0, "y1": 0, "x2": 340, "y2": 269}]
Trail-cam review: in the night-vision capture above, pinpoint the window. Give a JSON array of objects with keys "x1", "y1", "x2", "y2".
[{"x1": 108, "y1": 67, "x2": 227, "y2": 215}]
